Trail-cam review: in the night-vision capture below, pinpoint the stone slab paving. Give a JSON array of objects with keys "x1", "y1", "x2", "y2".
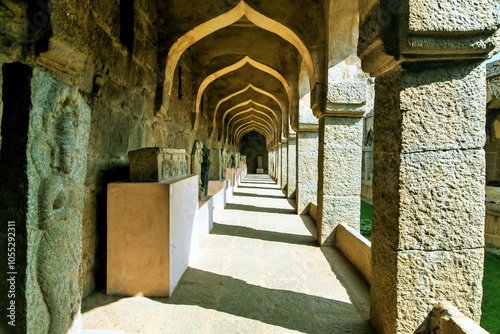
[{"x1": 82, "y1": 174, "x2": 373, "y2": 333}]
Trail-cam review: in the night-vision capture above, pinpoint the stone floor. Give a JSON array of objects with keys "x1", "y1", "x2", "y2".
[{"x1": 82, "y1": 174, "x2": 373, "y2": 333}]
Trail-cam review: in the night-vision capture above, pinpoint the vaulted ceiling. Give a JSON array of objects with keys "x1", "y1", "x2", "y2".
[{"x1": 155, "y1": 0, "x2": 327, "y2": 147}]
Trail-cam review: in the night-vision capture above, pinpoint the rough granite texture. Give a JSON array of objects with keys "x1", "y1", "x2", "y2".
[
  {"x1": 371, "y1": 64, "x2": 486, "y2": 334},
  {"x1": 129, "y1": 147, "x2": 188, "y2": 182},
  {"x1": 317, "y1": 116, "x2": 363, "y2": 245},
  {"x1": 407, "y1": 0, "x2": 500, "y2": 33},
  {"x1": 281, "y1": 142, "x2": 288, "y2": 190},
  {"x1": 27, "y1": 69, "x2": 91, "y2": 334},
  {"x1": 296, "y1": 131, "x2": 318, "y2": 214},
  {"x1": 287, "y1": 138, "x2": 297, "y2": 199}
]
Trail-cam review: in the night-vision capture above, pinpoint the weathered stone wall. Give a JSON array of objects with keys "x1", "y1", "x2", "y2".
[
  {"x1": 0, "y1": 0, "x2": 210, "y2": 314},
  {"x1": 27, "y1": 68, "x2": 91, "y2": 333}
]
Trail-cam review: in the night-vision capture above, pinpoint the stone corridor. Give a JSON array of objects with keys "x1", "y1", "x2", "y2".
[{"x1": 82, "y1": 174, "x2": 372, "y2": 333}]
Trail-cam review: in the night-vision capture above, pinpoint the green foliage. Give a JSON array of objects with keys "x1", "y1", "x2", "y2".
[
  {"x1": 482, "y1": 251, "x2": 500, "y2": 334},
  {"x1": 360, "y1": 201, "x2": 373, "y2": 241}
]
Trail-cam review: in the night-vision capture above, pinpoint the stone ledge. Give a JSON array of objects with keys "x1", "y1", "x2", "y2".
[
  {"x1": 430, "y1": 301, "x2": 489, "y2": 334},
  {"x1": 336, "y1": 223, "x2": 371, "y2": 285}
]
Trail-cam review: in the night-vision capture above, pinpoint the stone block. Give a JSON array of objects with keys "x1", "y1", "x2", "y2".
[
  {"x1": 323, "y1": 117, "x2": 363, "y2": 148},
  {"x1": 322, "y1": 147, "x2": 362, "y2": 196},
  {"x1": 326, "y1": 81, "x2": 367, "y2": 115},
  {"x1": 297, "y1": 132, "x2": 318, "y2": 214},
  {"x1": 129, "y1": 147, "x2": 187, "y2": 182},
  {"x1": 287, "y1": 138, "x2": 297, "y2": 198},
  {"x1": 107, "y1": 175, "x2": 198, "y2": 297},
  {"x1": 374, "y1": 149, "x2": 485, "y2": 251},
  {"x1": 319, "y1": 196, "x2": 360, "y2": 244},
  {"x1": 407, "y1": 0, "x2": 499, "y2": 33},
  {"x1": 376, "y1": 64, "x2": 486, "y2": 154},
  {"x1": 371, "y1": 241, "x2": 484, "y2": 334}
]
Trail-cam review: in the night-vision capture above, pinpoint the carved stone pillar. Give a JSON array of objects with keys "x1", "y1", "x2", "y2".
[
  {"x1": 209, "y1": 148, "x2": 222, "y2": 180},
  {"x1": 358, "y1": 0, "x2": 499, "y2": 332},
  {"x1": 0, "y1": 67, "x2": 91, "y2": 334},
  {"x1": 280, "y1": 139, "x2": 288, "y2": 190},
  {"x1": 296, "y1": 109, "x2": 319, "y2": 215},
  {"x1": 316, "y1": 81, "x2": 366, "y2": 245},
  {"x1": 287, "y1": 135, "x2": 297, "y2": 199}
]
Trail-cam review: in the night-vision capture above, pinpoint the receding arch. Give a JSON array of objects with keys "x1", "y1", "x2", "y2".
[
  {"x1": 198, "y1": 57, "x2": 292, "y2": 117},
  {"x1": 219, "y1": 100, "x2": 280, "y2": 139},
  {"x1": 212, "y1": 83, "x2": 286, "y2": 131},
  {"x1": 230, "y1": 114, "x2": 275, "y2": 143},
  {"x1": 235, "y1": 122, "x2": 272, "y2": 145},
  {"x1": 226, "y1": 108, "x2": 277, "y2": 137},
  {"x1": 235, "y1": 119, "x2": 272, "y2": 139},
  {"x1": 236, "y1": 127, "x2": 272, "y2": 146},
  {"x1": 159, "y1": 0, "x2": 315, "y2": 116}
]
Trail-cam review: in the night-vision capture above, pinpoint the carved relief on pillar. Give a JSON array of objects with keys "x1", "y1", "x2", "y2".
[
  {"x1": 29, "y1": 69, "x2": 91, "y2": 333},
  {"x1": 191, "y1": 140, "x2": 203, "y2": 198}
]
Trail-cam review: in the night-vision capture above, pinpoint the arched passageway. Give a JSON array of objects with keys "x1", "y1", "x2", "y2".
[{"x1": 83, "y1": 174, "x2": 372, "y2": 333}]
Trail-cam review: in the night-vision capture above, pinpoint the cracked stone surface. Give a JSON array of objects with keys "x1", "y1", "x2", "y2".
[{"x1": 82, "y1": 174, "x2": 372, "y2": 333}]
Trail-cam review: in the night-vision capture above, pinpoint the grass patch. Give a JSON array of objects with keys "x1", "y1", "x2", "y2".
[
  {"x1": 360, "y1": 201, "x2": 373, "y2": 241},
  {"x1": 482, "y1": 250, "x2": 500, "y2": 334}
]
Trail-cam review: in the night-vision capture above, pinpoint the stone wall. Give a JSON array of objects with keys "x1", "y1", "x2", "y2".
[{"x1": 0, "y1": 0, "x2": 212, "y2": 322}]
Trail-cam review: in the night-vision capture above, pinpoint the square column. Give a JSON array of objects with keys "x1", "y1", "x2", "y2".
[
  {"x1": 370, "y1": 63, "x2": 486, "y2": 333},
  {"x1": 277, "y1": 145, "x2": 282, "y2": 186},
  {"x1": 316, "y1": 81, "x2": 367, "y2": 245},
  {"x1": 357, "y1": 0, "x2": 498, "y2": 330},
  {"x1": 296, "y1": 131, "x2": 319, "y2": 214},
  {"x1": 210, "y1": 148, "x2": 222, "y2": 180},
  {"x1": 287, "y1": 136, "x2": 297, "y2": 199},
  {"x1": 280, "y1": 140, "x2": 288, "y2": 190},
  {"x1": 0, "y1": 67, "x2": 91, "y2": 333}
]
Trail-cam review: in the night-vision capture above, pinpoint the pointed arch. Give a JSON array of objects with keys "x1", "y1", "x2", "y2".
[
  {"x1": 226, "y1": 108, "x2": 276, "y2": 140},
  {"x1": 197, "y1": 57, "x2": 292, "y2": 117},
  {"x1": 230, "y1": 114, "x2": 275, "y2": 142},
  {"x1": 159, "y1": 0, "x2": 315, "y2": 115},
  {"x1": 235, "y1": 122, "x2": 272, "y2": 145},
  {"x1": 212, "y1": 83, "x2": 285, "y2": 130},
  {"x1": 236, "y1": 127, "x2": 272, "y2": 145},
  {"x1": 219, "y1": 100, "x2": 279, "y2": 139}
]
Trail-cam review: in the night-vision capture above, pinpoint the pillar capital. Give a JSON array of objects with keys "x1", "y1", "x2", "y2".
[
  {"x1": 314, "y1": 81, "x2": 368, "y2": 119},
  {"x1": 358, "y1": 0, "x2": 500, "y2": 76},
  {"x1": 296, "y1": 107, "x2": 319, "y2": 132}
]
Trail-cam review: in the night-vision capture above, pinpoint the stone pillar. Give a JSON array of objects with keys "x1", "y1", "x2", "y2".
[
  {"x1": 0, "y1": 67, "x2": 91, "y2": 333},
  {"x1": 210, "y1": 148, "x2": 222, "y2": 180},
  {"x1": 357, "y1": 1, "x2": 498, "y2": 332},
  {"x1": 296, "y1": 130, "x2": 318, "y2": 214},
  {"x1": 277, "y1": 145, "x2": 282, "y2": 186},
  {"x1": 287, "y1": 135, "x2": 297, "y2": 199},
  {"x1": 316, "y1": 81, "x2": 366, "y2": 245},
  {"x1": 296, "y1": 106, "x2": 319, "y2": 215},
  {"x1": 280, "y1": 140, "x2": 288, "y2": 190},
  {"x1": 371, "y1": 62, "x2": 487, "y2": 334}
]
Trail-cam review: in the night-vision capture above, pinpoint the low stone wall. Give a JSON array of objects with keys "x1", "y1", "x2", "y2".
[
  {"x1": 361, "y1": 180, "x2": 373, "y2": 204},
  {"x1": 335, "y1": 223, "x2": 372, "y2": 284},
  {"x1": 309, "y1": 203, "x2": 319, "y2": 225},
  {"x1": 485, "y1": 186, "x2": 500, "y2": 248},
  {"x1": 430, "y1": 302, "x2": 488, "y2": 334}
]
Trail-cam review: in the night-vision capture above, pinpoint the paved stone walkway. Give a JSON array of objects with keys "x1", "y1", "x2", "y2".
[{"x1": 82, "y1": 174, "x2": 373, "y2": 333}]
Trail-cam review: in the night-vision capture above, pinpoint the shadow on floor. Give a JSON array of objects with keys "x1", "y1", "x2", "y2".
[
  {"x1": 237, "y1": 185, "x2": 279, "y2": 190},
  {"x1": 240, "y1": 181, "x2": 276, "y2": 185},
  {"x1": 321, "y1": 247, "x2": 372, "y2": 320},
  {"x1": 167, "y1": 268, "x2": 373, "y2": 333},
  {"x1": 81, "y1": 290, "x2": 125, "y2": 313},
  {"x1": 83, "y1": 269, "x2": 373, "y2": 333},
  {"x1": 233, "y1": 191, "x2": 285, "y2": 199},
  {"x1": 224, "y1": 203, "x2": 296, "y2": 215},
  {"x1": 211, "y1": 222, "x2": 317, "y2": 247},
  {"x1": 300, "y1": 214, "x2": 318, "y2": 240}
]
